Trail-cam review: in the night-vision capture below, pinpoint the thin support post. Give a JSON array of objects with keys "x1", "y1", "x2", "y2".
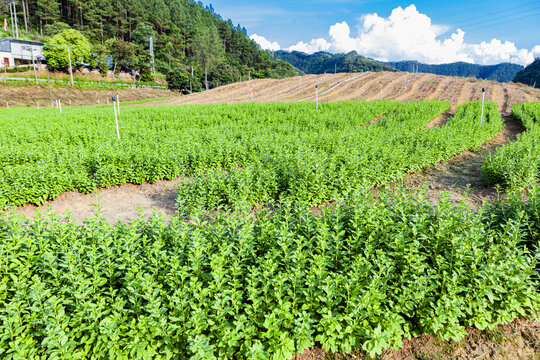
[
  {"x1": 113, "y1": 101, "x2": 120, "y2": 140},
  {"x1": 480, "y1": 88, "x2": 485, "y2": 126},
  {"x1": 250, "y1": 86, "x2": 254, "y2": 102},
  {"x1": 58, "y1": 99, "x2": 62, "y2": 113},
  {"x1": 316, "y1": 85, "x2": 319, "y2": 112},
  {"x1": 116, "y1": 92, "x2": 120, "y2": 114},
  {"x1": 47, "y1": 71, "x2": 53, "y2": 106},
  {"x1": 67, "y1": 45, "x2": 74, "y2": 86}
]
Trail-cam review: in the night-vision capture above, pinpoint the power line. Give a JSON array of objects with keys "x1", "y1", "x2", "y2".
[
  {"x1": 463, "y1": 10, "x2": 540, "y2": 32},
  {"x1": 451, "y1": 0, "x2": 540, "y2": 25},
  {"x1": 456, "y1": 6, "x2": 540, "y2": 29}
]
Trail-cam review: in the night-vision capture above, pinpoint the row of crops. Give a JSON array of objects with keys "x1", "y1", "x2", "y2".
[
  {"x1": 2, "y1": 100, "x2": 538, "y2": 359},
  {"x1": 482, "y1": 102, "x2": 540, "y2": 188},
  {"x1": 0, "y1": 100, "x2": 501, "y2": 208},
  {"x1": 0, "y1": 188, "x2": 538, "y2": 359}
]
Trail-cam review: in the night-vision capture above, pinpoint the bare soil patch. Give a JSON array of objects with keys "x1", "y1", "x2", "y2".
[{"x1": 17, "y1": 179, "x2": 180, "y2": 223}]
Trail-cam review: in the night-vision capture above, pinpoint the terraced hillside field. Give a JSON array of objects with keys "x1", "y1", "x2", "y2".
[{"x1": 153, "y1": 72, "x2": 540, "y2": 112}]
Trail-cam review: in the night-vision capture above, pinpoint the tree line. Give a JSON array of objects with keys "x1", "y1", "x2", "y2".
[{"x1": 0, "y1": 0, "x2": 296, "y2": 91}]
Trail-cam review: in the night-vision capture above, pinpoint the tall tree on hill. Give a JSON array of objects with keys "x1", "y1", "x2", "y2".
[
  {"x1": 193, "y1": 24, "x2": 224, "y2": 90},
  {"x1": 36, "y1": 0, "x2": 60, "y2": 36}
]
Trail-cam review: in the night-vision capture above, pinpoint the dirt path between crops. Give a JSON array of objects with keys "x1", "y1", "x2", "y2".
[{"x1": 402, "y1": 115, "x2": 526, "y2": 208}]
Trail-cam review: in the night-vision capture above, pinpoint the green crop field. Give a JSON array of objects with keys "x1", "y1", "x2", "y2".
[
  {"x1": 1, "y1": 100, "x2": 538, "y2": 360},
  {"x1": 0, "y1": 100, "x2": 501, "y2": 209},
  {"x1": 483, "y1": 101, "x2": 540, "y2": 188}
]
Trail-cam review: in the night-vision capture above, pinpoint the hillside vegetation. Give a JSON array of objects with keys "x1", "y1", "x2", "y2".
[
  {"x1": 514, "y1": 58, "x2": 540, "y2": 87},
  {"x1": 274, "y1": 50, "x2": 524, "y2": 83},
  {"x1": 275, "y1": 50, "x2": 395, "y2": 74},
  {"x1": 0, "y1": 0, "x2": 295, "y2": 89},
  {"x1": 387, "y1": 60, "x2": 523, "y2": 83}
]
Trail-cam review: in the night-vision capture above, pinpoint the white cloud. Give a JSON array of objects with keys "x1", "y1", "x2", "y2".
[
  {"x1": 250, "y1": 34, "x2": 281, "y2": 51},
  {"x1": 285, "y1": 5, "x2": 536, "y2": 66},
  {"x1": 288, "y1": 38, "x2": 331, "y2": 53},
  {"x1": 533, "y1": 45, "x2": 540, "y2": 57}
]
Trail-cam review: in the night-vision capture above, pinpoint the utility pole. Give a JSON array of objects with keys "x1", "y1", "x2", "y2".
[
  {"x1": 205, "y1": 65, "x2": 208, "y2": 90},
  {"x1": 149, "y1": 36, "x2": 155, "y2": 75},
  {"x1": 6, "y1": 0, "x2": 19, "y2": 39},
  {"x1": 67, "y1": 45, "x2": 74, "y2": 86},
  {"x1": 21, "y1": 0, "x2": 27, "y2": 33}
]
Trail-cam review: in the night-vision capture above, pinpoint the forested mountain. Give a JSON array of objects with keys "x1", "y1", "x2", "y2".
[
  {"x1": 386, "y1": 60, "x2": 523, "y2": 83},
  {"x1": 513, "y1": 58, "x2": 540, "y2": 87},
  {"x1": 275, "y1": 50, "x2": 395, "y2": 74},
  {"x1": 275, "y1": 50, "x2": 524, "y2": 83},
  {"x1": 0, "y1": 0, "x2": 295, "y2": 89}
]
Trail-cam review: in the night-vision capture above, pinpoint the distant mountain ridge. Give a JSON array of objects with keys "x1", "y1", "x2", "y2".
[
  {"x1": 386, "y1": 60, "x2": 523, "y2": 83},
  {"x1": 275, "y1": 50, "x2": 524, "y2": 83},
  {"x1": 275, "y1": 51, "x2": 395, "y2": 74},
  {"x1": 513, "y1": 58, "x2": 540, "y2": 87}
]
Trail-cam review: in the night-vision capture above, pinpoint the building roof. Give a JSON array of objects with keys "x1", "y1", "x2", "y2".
[{"x1": 0, "y1": 38, "x2": 44, "y2": 46}]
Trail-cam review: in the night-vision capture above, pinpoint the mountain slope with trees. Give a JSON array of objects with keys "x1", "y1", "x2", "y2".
[
  {"x1": 386, "y1": 60, "x2": 524, "y2": 83},
  {"x1": 513, "y1": 58, "x2": 540, "y2": 87},
  {"x1": 275, "y1": 50, "x2": 524, "y2": 83},
  {"x1": 0, "y1": 0, "x2": 295, "y2": 90},
  {"x1": 275, "y1": 50, "x2": 395, "y2": 74}
]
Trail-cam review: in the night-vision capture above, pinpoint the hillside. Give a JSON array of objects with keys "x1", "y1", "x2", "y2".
[
  {"x1": 0, "y1": 0, "x2": 295, "y2": 89},
  {"x1": 386, "y1": 60, "x2": 524, "y2": 83},
  {"x1": 153, "y1": 72, "x2": 540, "y2": 112},
  {"x1": 275, "y1": 50, "x2": 395, "y2": 74},
  {"x1": 513, "y1": 58, "x2": 540, "y2": 87}
]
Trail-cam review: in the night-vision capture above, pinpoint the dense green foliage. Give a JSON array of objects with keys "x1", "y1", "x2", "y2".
[
  {"x1": 385, "y1": 60, "x2": 524, "y2": 83},
  {"x1": 166, "y1": 69, "x2": 190, "y2": 92},
  {"x1": 513, "y1": 58, "x2": 540, "y2": 87},
  {"x1": 0, "y1": 0, "x2": 295, "y2": 87},
  {"x1": 483, "y1": 102, "x2": 540, "y2": 188},
  {"x1": 177, "y1": 100, "x2": 502, "y2": 211},
  {"x1": 0, "y1": 101, "x2": 502, "y2": 208},
  {"x1": 43, "y1": 29, "x2": 93, "y2": 70},
  {"x1": 0, "y1": 187, "x2": 538, "y2": 358},
  {"x1": 275, "y1": 50, "x2": 395, "y2": 74}
]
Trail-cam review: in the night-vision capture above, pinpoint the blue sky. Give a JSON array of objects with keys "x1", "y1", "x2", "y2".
[{"x1": 205, "y1": 0, "x2": 540, "y2": 65}]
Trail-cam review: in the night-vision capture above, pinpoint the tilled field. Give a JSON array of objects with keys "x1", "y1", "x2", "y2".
[{"x1": 151, "y1": 72, "x2": 540, "y2": 112}]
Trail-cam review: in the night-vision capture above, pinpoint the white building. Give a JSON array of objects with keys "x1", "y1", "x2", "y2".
[{"x1": 0, "y1": 38, "x2": 45, "y2": 67}]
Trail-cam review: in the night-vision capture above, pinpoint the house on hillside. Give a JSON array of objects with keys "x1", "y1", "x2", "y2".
[{"x1": 0, "y1": 38, "x2": 44, "y2": 67}]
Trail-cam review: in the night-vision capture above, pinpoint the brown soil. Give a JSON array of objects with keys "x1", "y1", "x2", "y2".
[
  {"x1": 17, "y1": 179, "x2": 180, "y2": 223},
  {"x1": 0, "y1": 83, "x2": 175, "y2": 107},
  {"x1": 149, "y1": 72, "x2": 540, "y2": 112},
  {"x1": 295, "y1": 318, "x2": 540, "y2": 360}
]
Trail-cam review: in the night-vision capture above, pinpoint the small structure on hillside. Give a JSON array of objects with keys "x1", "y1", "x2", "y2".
[{"x1": 0, "y1": 38, "x2": 45, "y2": 67}]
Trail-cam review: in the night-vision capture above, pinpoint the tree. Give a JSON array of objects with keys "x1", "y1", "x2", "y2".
[
  {"x1": 44, "y1": 29, "x2": 92, "y2": 71},
  {"x1": 132, "y1": 23, "x2": 155, "y2": 49},
  {"x1": 36, "y1": 0, "x2": 60, "y2": 36},
  {"x1": 166, "y1": 69, "x2": 189, "y2": 91}
]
